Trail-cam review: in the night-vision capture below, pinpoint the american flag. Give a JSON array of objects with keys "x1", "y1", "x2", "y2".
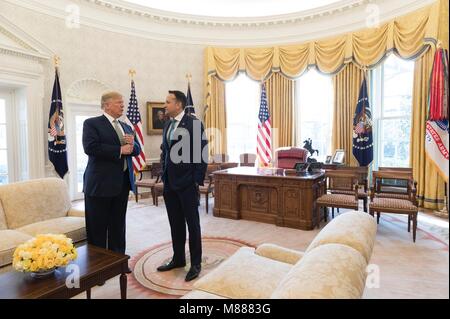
[
  {"x1": 257, "y1": 83, "x2": 272, "y2": 166},
  {"x1": 126, "y1": 80, "x2": 146, "y2": 173}
]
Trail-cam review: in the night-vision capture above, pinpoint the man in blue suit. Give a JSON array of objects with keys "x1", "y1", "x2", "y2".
[
  {"x1": 157, "y1": 90, "x2": 208, "y2": 281},
  {"x1": 82, "y1": 91, "x2": 141, "y2": 254}
]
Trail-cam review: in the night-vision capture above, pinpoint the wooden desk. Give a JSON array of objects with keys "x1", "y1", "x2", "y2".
[
  {"x1": 213, "y1": 167, "x2": 325, "y2": 230},
  {"x1": 0, "y1": 244, "x2": 129, "y2": 299}
]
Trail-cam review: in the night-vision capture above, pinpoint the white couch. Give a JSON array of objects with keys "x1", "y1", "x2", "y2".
[
  {"x1": 0, "y1": 178, "x2": 86, "y2": 267},
  {"x1": 183, "y1": 211, "x2": 377, "y2": 299}
]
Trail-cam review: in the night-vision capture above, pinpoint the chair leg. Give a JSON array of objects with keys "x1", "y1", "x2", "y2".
[
  {"x1": 205, "y1": 193, "x2": 209, "y2": 214},
  {"x1": 151, "y1": 188, "x2": 155, "y2": 205},
  {"x1": 408, "y1": 214, "x2": 411, "y2": 232},
  {"x1": 135, "y1": 187, "x2": 139, "y2": 203},
  {"x1": 155, "y1": 194, "x2": 159, "y2": 206},
  {"x1": 323, "y1": 207, "x2": 328, "y2": 222},
  {"x1": 376, "y1": 212, "x2": 380, "y2": 224},
  {"x1": 413, "y1": 212, "x2": 418, "y2": 242},
  {"x1": 363, "y1": 198, "x2": 367, "y2": 213},
  {"x1": 369, "y1": 208, "x2": 374, "y2": 217},
  {"x1": 337, "y1": 208, "x2": 340, "y2": 214},
  {"x1": 331, "y1": 207, "x2": 334, "y2": 218}
]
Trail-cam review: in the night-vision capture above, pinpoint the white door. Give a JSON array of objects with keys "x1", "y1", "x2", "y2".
[{"x1": 67, "y1": 104, "x2": 102, "y2": 199}]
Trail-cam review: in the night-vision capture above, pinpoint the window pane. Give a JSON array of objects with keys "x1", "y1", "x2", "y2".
[
  {"x1": 76, "y1": 116, "x2": 90, "y2": 192},
  {"x1": 0, "y1": 149, "x2": 8, "y2": 175},
  {"x1": 297, "y1": 69, "x2": 333, "y2": 162},
  {"x1": 0, "y1": 99, "x2": 5, "y2": 124},
  {"x1": 0, "y1": 124, "x2": 6, "y2": 149},
  {"x1": 383, "y1": 56, "x2": 414, "y2": 118},
  {"x1": 226, "y1": 74, "x2": 260, "y2": 162},
  {"x1": 379, "y1": 118, "x2": 411, "y2": 167}
]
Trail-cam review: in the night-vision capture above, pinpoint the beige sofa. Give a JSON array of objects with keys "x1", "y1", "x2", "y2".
[
  {"x1": 0, "y1": 178, "x2": 86, "y2": 267},
  {"x1": 183, "y1": 211, "x2": 377, "y2": 299}
]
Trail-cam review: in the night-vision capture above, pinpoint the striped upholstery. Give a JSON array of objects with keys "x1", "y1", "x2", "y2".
[
  {"x1": 375, "y1": 193, "x2": 410, "y2": 200},
  {"x1": 331, "y1": 189, "x2": 367, "y2": 197},
  {"x1": 370, "y1": 198, "x2": 418, "y2": 211},
  {"x1": 316, "y1": 194, "x2": 358, "y2": 208}
]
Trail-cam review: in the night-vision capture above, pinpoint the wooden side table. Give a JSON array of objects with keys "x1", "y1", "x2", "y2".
[{"x1": 0, "y1": 244, "x2": 130, "y2": 299}]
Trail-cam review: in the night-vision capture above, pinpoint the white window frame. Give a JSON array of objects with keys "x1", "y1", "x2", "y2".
[
  {"x1": 0, "y1": 89, "x2": 20, "y2": 184},
  {"x1": 371, "y1": 56, "x2": 414, "y2": 169}
]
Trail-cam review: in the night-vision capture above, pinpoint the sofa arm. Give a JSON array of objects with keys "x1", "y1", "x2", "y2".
[
  {"x1": 255, "y1": 244, "x2": 304, "y2": 265},
  {"x1": 67, "y1": 208, "x2": 85, "y2": 218}
]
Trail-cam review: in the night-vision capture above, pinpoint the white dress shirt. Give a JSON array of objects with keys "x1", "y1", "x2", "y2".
[{"x1": 166, "y1": 110, "x2": 185, "y2": 141}]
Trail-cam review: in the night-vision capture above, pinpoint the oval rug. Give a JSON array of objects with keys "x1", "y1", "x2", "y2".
[{"x1": 130, "y1": 237, "x2": 253, "y2": 296}]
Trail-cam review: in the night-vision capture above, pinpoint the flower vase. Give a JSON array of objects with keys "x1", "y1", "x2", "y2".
[{"x1": 30, "y1": 268, "x2": 56, "y2": 278}]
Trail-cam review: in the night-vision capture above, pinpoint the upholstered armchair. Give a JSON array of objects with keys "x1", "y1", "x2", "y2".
[
  {"x1": 199, "y1": 164, "x2": 221, "y2": 214},
  {"x1": 369, "y1": 171, "x2": 418, "y2": 242},
  {"x1": 275, "y1": 147, "x2": 308, "y2": 169}
]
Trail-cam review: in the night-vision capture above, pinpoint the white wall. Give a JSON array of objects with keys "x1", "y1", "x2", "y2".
[{"x1": 0, "y1": 1, "x2": 205, "y2": 176}]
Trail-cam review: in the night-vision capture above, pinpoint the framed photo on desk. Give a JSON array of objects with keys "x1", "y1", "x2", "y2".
[{"x1": 332, "y1": 149, "x2": 345, "y2": 164}]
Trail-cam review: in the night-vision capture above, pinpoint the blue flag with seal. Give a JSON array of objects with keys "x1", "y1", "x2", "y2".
[
  {"x1": 185, "y1": 82, "x2": 195, "y2": 115},
  {"x1": 352, "y1": 77, "x2": 373, "y2": 166},
  {"x1": 48, "y1": 68, "x2": 68, "y2": 178}
]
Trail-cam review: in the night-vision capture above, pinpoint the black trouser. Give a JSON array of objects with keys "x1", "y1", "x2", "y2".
[
  {"x1": 163, "y1": 183, "x2": 202, "y2": 266},
  {"x1": 84, "y1": 171, "x2": 130, "y2": 254}
]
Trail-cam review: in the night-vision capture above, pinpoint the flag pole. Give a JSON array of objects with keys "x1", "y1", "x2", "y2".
[
  {"x1": 128, "y1": 69, "x2": 137, "y2": 137},
  {"x1": 53, "y1": 55, "x2": 60, "y2": 144}
]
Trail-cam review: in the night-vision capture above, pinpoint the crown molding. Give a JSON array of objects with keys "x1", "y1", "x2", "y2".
[
  {"x1": 2, "y1": 0, "x2": 437, "y2": 46},
  {"x1": 0, "y1": 14, "x2": 53, "y2": 60}
]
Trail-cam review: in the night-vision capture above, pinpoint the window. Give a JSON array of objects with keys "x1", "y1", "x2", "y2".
[
  {"x1": 296, "y1": 69, "x2": 333, "y2": 162},
  {"x1": 371, "y1": 55, "x2": 414, "y2": 168},
  {"x1": 225, "y1": 73, "x2": 260, "y2": 162},
  {"x1": 0, "y1": 97, "x2": 7, "y2": 184}
]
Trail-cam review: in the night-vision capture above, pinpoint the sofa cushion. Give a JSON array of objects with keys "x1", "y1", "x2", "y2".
[
  {"x1": 194, "y1": 247, "x2": 292, "y2": 299},
  {"x1": 255, "y1": 243, "x2": 304, "y2": 265},
  {"x1": 0, "y1": 178, "x2": 71, "y2": 229},
  {"x1": 306, "y1": 211, "x2": 376, "y2": 263},
  {"x1": 16, "y1": 217, "x2": 86, "y2": 243},
  {"x1": 182, "y1": 290, "x2": 228, "y2": 299},
  {"x1": 271, "y1": 243, "x2": 367, "y2": 299},
  {"x1": 0, "y1": 203, "x2": 7, "y2": 230},
  {"x1": 0, "y1": 230, "x2": 33, "y2": 267}
]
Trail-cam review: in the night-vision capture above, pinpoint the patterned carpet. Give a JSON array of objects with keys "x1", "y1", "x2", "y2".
[
  {"x1": 70, "y1": 197, "x2": 448, "y2": 299},
  {"x1": 130, "y1": 237, "x2": 253, "y2": 297}
]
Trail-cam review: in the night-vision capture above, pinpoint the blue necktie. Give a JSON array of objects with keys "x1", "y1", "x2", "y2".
[{"x1": 167, "y1": 119, "x2": 177, "y2": 145}]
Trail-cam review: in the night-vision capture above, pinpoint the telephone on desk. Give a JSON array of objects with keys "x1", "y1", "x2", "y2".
[{"x1": 295, "y1": 162, "x2": 323, "y2": 175}]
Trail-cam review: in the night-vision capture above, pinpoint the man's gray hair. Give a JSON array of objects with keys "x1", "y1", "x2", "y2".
[{"x1": 101, "y1": 91, "x2": 122, "y2": 109}]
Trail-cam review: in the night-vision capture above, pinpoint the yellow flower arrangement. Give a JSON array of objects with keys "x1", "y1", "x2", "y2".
[{"x1": 13, "y1": 234, "x2": 77, "y2": 273}]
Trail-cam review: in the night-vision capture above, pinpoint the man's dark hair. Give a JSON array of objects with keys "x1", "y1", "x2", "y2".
[{"x1": 169, "y1": 90, "x2": 187, "y2": 109}]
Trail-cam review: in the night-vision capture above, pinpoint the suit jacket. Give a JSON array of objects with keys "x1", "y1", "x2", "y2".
[
  {"x1": 83, "y1": 115, "x2": 141, "y2": 197},
  {"x1": 161, "y1": 113, "x2": 208, "y2": 191}
]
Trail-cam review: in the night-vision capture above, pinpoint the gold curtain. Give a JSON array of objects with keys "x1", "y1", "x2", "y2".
[
  {"x1": 204, "y1": 2, "x2": 439, "y2": 86},
  {"x1": 204, "y1": 76, "x2": 227, "y2": 156},
  {"x1": 411, "y1": 49, "x2": 446, "y2": 210},
  {"x1": 438, "y1": 0, "x2": 449, "y2": 50},
  {"x1": 332, "y1": 63, "x2": 365, "y2": 166},
  {"x1": 265, "y1": 73, "x2": 294, "y2": 148}
]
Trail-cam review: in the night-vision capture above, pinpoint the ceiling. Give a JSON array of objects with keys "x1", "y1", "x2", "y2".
[{"x1": 122, "y1": 0, "x2": 343, "y2": 17}]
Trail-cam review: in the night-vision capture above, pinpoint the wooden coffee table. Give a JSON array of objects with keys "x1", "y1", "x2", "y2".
[{"x1": 0, "y1": 244, "x2": 130, "y2": 299}]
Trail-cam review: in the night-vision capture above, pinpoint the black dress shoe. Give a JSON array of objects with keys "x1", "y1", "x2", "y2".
[
  {"x1": 185, "y1": 264, "x2": 201, "y2": 282},
  {"x1": 157, "y1": 260, "x2": 186, "y2": 272}
]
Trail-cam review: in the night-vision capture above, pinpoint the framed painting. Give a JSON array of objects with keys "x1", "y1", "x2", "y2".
[{"x1": 147, "y1": 102, "x2": 168, "y2": 135}]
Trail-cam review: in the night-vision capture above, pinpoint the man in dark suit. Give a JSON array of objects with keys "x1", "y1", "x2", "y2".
[
  {"x1": 83, "y1": 91, "x2": 141, "y2": 254},
  {"x1": 157, "y1": 90, "x2": 208, "y2": 282}
]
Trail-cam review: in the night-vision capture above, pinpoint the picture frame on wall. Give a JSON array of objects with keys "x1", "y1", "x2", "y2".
[
  {"x1": 332, "y1": 149, "x2": 345, "y2": 164},
  {"x1": 147, "y1": 102, "x2": 168, "y2": 135}
]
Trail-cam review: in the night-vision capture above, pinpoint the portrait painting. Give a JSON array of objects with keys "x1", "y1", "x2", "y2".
[{"x1": 147, "y1": 102, "x2": 168, "y2": 135}]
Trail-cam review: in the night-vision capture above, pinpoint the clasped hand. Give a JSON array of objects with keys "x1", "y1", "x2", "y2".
[{"x1": 121, "y1": 134, "x2": 134, "y2": 155}]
